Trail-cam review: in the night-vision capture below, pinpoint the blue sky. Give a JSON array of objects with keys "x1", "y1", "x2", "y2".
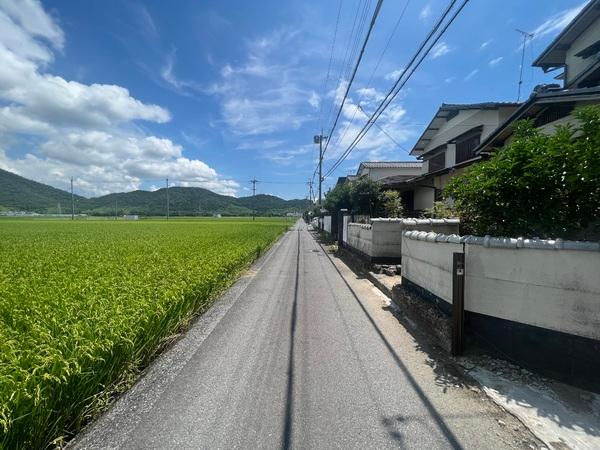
[{"x1": 0, "y1": 0, "x2": 588, "y2": 199}]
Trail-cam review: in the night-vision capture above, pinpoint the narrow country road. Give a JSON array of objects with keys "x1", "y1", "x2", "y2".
[{"x1": 73, "y1": 221, "x2": 538, "y2": 450}]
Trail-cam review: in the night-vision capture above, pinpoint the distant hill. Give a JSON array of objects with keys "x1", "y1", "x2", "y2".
[
  {"x1": 0, "y1": 168, "x2": 86, "y2": 213},
  {"x1": 0, "y1": 168, "x2": 311, "y2": 216}
]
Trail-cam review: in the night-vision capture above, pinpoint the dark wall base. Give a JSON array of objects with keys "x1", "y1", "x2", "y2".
[
  {"x1": 466, "y1": 311, "x2": 600, "y2": 393},
  {"x1": 341, "y1": 243, "x2": 401, "y2": 265},
  {"x1": 398, "y1": 279, "x2": 600, "y2": 393}
]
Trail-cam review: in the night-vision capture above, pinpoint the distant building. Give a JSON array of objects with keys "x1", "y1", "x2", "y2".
[{"x1": 123, "y1": 214, "x2": 139, "y2": 220}]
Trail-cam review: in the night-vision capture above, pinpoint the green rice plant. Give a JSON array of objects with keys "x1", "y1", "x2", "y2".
[{"x1": 0, "y1": 218, "x2": 288, "y2": 449}]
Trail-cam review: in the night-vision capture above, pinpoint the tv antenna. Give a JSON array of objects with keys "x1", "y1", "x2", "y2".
[{"x1": 516, "y1": 29, "x2": 534, "y2": 102}]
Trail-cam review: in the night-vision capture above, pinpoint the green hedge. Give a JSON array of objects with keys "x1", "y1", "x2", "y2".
[{"x1": 445, "y1": 106, "x2": 600, "y2": 238}]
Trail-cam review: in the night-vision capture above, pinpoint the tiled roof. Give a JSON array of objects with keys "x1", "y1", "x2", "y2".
[{"x1": 359, "y1": 161, "x2": 422, "y2": 169}]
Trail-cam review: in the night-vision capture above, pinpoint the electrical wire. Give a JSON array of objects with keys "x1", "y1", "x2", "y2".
[
  {"x1": 324, "y1": 0, "x2": 469, "y2": 178},
  {"x1": 318, "y1": 0, "x2": 343, "y2": 131},
  {"x1": 321, "y1": 0, "x2": 385, "y2": 159}
]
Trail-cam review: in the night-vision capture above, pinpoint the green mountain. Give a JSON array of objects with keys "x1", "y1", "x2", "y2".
[
  {"x1": 0, "y1": 168, "x2": 310, "y2": 216},
  {"x1": 0, "y1": 168, "x2": 85, "y2": 213}
]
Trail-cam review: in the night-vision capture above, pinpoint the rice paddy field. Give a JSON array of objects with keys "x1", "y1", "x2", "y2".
[{"x1": 0, "y1": 218, "x2": 290, "y2": 449}]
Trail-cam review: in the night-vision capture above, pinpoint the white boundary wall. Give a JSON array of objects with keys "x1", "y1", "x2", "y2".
[
  {"x1": 345, "y1": 218, "x2": 460, "y2": 259},
  {"x1": 323, "y1": 216, "x2": 332, "y2": 234},
  {"x1": 401, "y1": 231, "x2": 600, "y2": 341}
]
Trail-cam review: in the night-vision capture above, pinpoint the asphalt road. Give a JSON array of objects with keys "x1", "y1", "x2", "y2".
[{"x1": 73, "y1": 221, "x2": 539, "y2": 449}]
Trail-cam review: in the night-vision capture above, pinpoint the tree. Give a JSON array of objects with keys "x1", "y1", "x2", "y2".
[
  {"x1": 323, "y1": 182, "x2": 352, "y2": 213},
  {"x1": 445, "y1": 106, "x2": 600, "y2": 238},
  {"x1": 349, "y1": 176, "x2": 383, "y2": 215},
  {"x1": 382, "y1": 190, "x2": 403, "y2": 218},
  {"x1": 422, "y1": 201, "x2": 454, "y2": 219}
]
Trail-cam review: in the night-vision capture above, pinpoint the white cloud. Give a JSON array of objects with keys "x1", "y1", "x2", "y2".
[
  {"x1": 384, "y1": 68, "x2": 404, "y2": 81},
  {"x1": 531, "y1": 2, "x2": 586, "y2": 41},
  {"x1": 444, "y1": 77, "x2": 455, "y2": 84},
  {"x1": 308, "y1": 91, "x2": 320, "y2": 109},
  {"x1": 430, "y1": 42, "x2": 451, "y2": 59},
  {"x1": 0, "y1": 0, "x2": 64, "y2": 50},
  {"x1": 464, "y1": 69, "x2": 479, "y2": 81},
  {"x1": 321, "y1": 85, "x2": 413, "y2": 163},
  {"x1": 207, "y1": 29, "x2": 320, "y2": 137},
  {"x1": 419, "y1": 4, "x2": 432, "y2": 20},
  {"x1": 355, "y1": 87, "x2": 384, "y2": 101},
  {"x1": 0, "y1": 0, "x2": 236, "y2": 197},
  {"x1": 489, "y1": 56, "x2": 503, "y2": 67},
  {"x1": 479, "y1": 39, "x2": 492, "y2": 51},
  {"x1": 260, "y1": 145, "x2": 313, "y2": 166}
]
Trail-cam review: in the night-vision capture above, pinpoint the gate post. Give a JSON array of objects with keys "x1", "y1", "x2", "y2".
[
  {"x1": 452, "y1": 252, "x2": 465, "y2": 356},
  {"x1": 338, "y1": 209, "x2": 348, "y2": 248}
]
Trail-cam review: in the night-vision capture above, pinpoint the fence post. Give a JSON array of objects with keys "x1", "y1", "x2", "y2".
[
  {"x1": 338, "y1": 209, "x2": 348, "y2": 248},
  {"x1": 452, "y1": 252, "x2": 465, "y2": 356}
]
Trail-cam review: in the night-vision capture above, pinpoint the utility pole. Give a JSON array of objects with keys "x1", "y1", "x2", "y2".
[
  {"x1": 166, "y1": 177, "x2": 170, "y2": 221},
  {"x1": 114, "y1": 198, "x2": 117, "y2": 221},
  {"x1": 516, "y1": 29, "x2": 534, "y2": 102},
  {"x1": 306, "y1": 180, "x2": 314, "y2": 203},
  {"x1": 70, "y1": 177, "x2": 74, "y2": 220},
  {"x1": 250, "y1": 178, "x2": 258, "y2": 221},
  {"x1": 313, "y1": 132, "x2": 327, "y2": 206}
]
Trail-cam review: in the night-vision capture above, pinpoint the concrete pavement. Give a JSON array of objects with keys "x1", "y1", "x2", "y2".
[{"x1": 73, "y1": 221, "x2": 540, "y2": 449}]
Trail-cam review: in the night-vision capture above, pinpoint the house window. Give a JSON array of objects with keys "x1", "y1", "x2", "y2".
[
  {"x1": 455, "y1": 132, "x2": 481, "y2": 164},
  {"x1": 534, "y1": 103, "x2": 575, "y2": 127},
  {"x1": 427, "y1": 152, "x2": 445, "y2": 173}
]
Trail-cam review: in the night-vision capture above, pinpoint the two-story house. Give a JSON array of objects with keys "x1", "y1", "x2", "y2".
[
  {"x1": 476, "y1": 0, "x2": 600, "y2": 156},
  {"x1": 394, "y1": 102, "x2": 519, "y2": 212}
]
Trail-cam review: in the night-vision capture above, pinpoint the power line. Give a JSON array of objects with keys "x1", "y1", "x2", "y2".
[
  {"x1": 321, "y1": 0, "x2": 385, "y2": 160},
  {"x1": 323, "y1": 0, "x2": 368, "y2": 132},
  {"x1": 331, "y1": 0, "x2": 411, "y2": 153},
  {"x1": 356, "y1": 103, "x2": 411, "y2": 153},
  {"x1": 318, "y1": 0, "x2": 344, "y2": 130},
  {"x1": 324, "y1": 0, "x2": 469, "y2": 178}
]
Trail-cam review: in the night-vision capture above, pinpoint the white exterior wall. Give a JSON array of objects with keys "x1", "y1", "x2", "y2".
[
  {"x1": 465, "y1": 244, "x2": 600, "y2": 340},
  {"x1": 423, "y1": 109, "x2": 501, "y2": 155},
  {"x1": 564, "y1": 17, "x2": 600, "y2": 88},
  {"x1": 347, "y1": 223, "x2": 372, "y2": 255},
  {"x1": 323, "y1": 216, "x2": 332, "y2": 234},
  {"x1": 445, "y1": 143, "x2": 456, "y2": 168},
  {"x1": 401, "y1": 236, "x2": 460, "y2": 301},
  {"x1": 401, "y1": 232, "x2": 600, "y2": 341},
  {"x1": 414, "y1": 186, "x2": 435, "y2": 210}
]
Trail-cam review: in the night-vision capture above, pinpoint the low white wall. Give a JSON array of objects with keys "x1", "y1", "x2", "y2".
[
  {"x1": 342, "y1": 215, "x2": 349, "y2": 243},
  {"x1": 345, "y1": 218, "x2": 460, "y2": 259},
  {"x1": 347, "y1": 223, "x2": 372, "y2": 256},
  {"x1": 401, "y1": 231, "x2": 600, "y2": 341},
  {"x1": 323, "y1": 216, "x2": 332, "y2": 234},
  {"x1": 401, "y1": 232, "x2": 461, "y2": 301}
]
